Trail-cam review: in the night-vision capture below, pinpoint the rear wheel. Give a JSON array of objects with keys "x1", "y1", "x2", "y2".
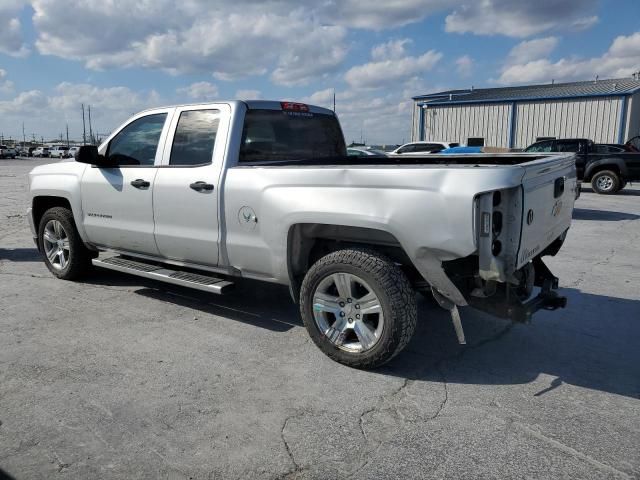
[
  {"x1": 38, "y1": 207, "x2": 93, "y2": 279},
  {"x1": 299, "y1": 248, "x2": 417, "y2": 369},
  {"x1": 591, "y1": 170, "x2": 620, "y2": 194}
]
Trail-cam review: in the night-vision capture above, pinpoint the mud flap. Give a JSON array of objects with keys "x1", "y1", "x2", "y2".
[{"x1": 432, "y1": 287, "x2": 466, "y2": 344}]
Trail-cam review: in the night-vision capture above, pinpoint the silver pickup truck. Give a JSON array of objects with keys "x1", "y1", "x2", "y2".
[{"x1": 27, "y1": 100, "x2": 578, "y2": 368}]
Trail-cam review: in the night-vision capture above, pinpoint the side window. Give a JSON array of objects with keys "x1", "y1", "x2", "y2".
[
  {"x1": 526, "y1": 141, "x2": 553, "y2": 152},
  {"x1": 170, "y1": 110, "x2": 220, "y2": 166},
  {"x1": 556, "y1": 140, "x2": 580, "y2": 152},
  {"x1": 397, "y1": 145, "x2": 415, "y2": 153},
  {"x1": 107, "y1": 113, "x2": 167, "y2": 166}
]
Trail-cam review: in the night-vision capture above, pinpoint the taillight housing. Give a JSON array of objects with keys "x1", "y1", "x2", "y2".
[{"x1": 280, "y1": 102, "x2": 309, "y2": 112}]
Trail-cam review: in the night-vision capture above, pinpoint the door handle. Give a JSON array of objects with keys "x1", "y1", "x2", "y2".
[
  {"x1": 130, "y1": 179, "x2": 150, "y2": 189},
  {"x1": 190, "y1": 181, "x2": 214, "y2": 192}
]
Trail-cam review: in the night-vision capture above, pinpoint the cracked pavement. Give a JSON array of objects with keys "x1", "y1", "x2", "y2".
[{"x1": 1, "y1": 158, "x2": 639, "y2": 479}]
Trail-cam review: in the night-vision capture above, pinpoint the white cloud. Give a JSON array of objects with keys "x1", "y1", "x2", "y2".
[
  {"x1": 445, "y1": 0, "x2": 599, "y2": 38},
  {"x1": 235, "y1": 89, "x2": 262, "y2": 99},
  {"x1": 345, "y1": 46, "x2": 442, "y2": 89},
  {"x1": 371, "y1": 39, "x2": 413, "y2": 61},
  {"x1": 0, "y1": 68, "x2": 15, "y2": 94},
  {"x1": 455, "y1": 55, "x2": 474, "y2": 77},
  {"x1": 498, "y1": 31, "x2": 640, "y2": 85},
  {"x1": 0, "y1": 82, "x2": 161, "y2": 140},
  {"x1": 177, "y1": 82, "x2": 219, "y2": 101},
  {"x1": 30, "y1": 2, "x2": 347, "y2": 86},
  {"x1": 507, "y1": 37, "x2": 559, "y2": 64},
  {"x1": 0, "y1": 2, "x2": 29, "y2": 56}
]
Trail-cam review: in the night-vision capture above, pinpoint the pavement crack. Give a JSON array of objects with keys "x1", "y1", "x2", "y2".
[
  {"x1": 429, "y1": 365, "x2": 448, "y2": 421},
  {"x1": 515, "y1": 422, "x2": 632, "y2": 479},
  {"x1": 276, "y1": 414, "x2": 305, "y2": 480}
]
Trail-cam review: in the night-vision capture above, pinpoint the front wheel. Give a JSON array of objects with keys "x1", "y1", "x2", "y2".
[
  {"x1": 299, "y1": 248, "x2": 417, "y2": 369},
  {"x1": 591, "y1": 170, "x2": 620, "y2": 194},
  {"x1": 38, "y1": 207, "x2": 93, "y2": 279}
]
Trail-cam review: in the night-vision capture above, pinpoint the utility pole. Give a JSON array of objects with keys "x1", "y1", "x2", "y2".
[
  {"x1": 22, "y1": 122, "x2": 26, "y2": 149},
  {"x1": 82, "y1": 103, "x2": 87, "y2": 145},
  {"x1": 333, "y1": 89, "x2": 336, "y2": 113},
  {"x1": 88, "y1": 105, "x2": 94, "y2": 144},
  {"x1": 66, "y1": 124, "x2": 69, "y2": 147}
]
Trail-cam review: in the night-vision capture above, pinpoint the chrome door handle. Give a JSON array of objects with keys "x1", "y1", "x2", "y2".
[
  {"x1": 130, "y1": 179, "x2": 150, "y2": 188},
  {"x1": 190, "y1": 181, "x2": 214, "y2": 192}
]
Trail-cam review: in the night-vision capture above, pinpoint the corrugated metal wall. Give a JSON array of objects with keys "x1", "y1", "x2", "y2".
[
  {"x1": 422, "y1": 103, "x2": 512, "y2": 147},
  {"x1": 514, "y1": 97, "x2": 623, "y2": 147},
  {"x1": 412, "y1": 95, "x2": 628, "y2": 147},
  {"x1": 625, "y1": 92, "x2": 640, "y2": 140}
]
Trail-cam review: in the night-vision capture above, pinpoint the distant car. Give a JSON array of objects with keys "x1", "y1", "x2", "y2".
[
  {"x1": 0, "y1": 145, "x2": 17, "y2": 158},
  {"x1": 33, "y1": 147, "x2": 50, "y2": 158},
  {"x1": 347, "y1": 147, "x2": 388, "y2": 157},
  {"x1": 17, "y1": 147, "x2": 30, "y2": 157},
  {"x1": 390, "y1": 141, "x2": 460, "y2": 155},
  {"x1": 49, "y1": 146, "x2": 70, "y2": 158},
  {"x1": 67, "y1": 146, "x2": 80, "y2": 158}
]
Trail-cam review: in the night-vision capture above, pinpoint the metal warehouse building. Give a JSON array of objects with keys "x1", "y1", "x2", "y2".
[{"x1": 411, "y1": 77, "x2": 640, "y2": 149}]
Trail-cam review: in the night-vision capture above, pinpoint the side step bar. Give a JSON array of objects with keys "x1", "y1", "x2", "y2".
[{"x1": 92, "y1": 256, "x2": 234, "y2": 294}]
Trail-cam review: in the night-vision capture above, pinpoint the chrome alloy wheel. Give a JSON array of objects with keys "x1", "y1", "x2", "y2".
[
  {"x1": 596, "y1": 175, "x2": 614, "y2": 192},
  {"x1": 42, "y1": 219, "x2": 70, "y2": 270},
  {"x1": 312, "y1": 272, "x2": 384, "y2": 353}
]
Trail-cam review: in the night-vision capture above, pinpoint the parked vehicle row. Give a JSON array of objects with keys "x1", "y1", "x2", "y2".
[
  {"x1": 0, "y1": 145, "x2": 17, "y2": 159},
  {"x1": 1, "y1": 145, "x2": 83, "y2": 159}
]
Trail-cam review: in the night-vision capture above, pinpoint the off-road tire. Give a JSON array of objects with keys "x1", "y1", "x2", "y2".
[
  {"x1": 591, "y1": 170, "x2": 620, "y2": 194},
  {"x1": 38, "y1": 207, "x2": 93, "y2": 280},
  {"x1": 299, "y1": 248, "x2": 417, "y2": 369}
]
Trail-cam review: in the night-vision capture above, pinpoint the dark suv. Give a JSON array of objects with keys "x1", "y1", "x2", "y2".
[{"x1": 525, "y1": 138, "x2": 640, "y2": 194}]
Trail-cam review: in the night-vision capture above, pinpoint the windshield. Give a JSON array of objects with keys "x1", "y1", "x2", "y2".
[{"x1": 239, "y1": 109, "x2": 346, "y2": 163}]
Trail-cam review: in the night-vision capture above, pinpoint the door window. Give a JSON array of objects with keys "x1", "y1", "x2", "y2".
[
  {"x1": 170, "y1": 110, "x2": 220, "y2": 166},
  {"x1": 555, "y1": 140, "x2": 581, "y2": 152},
  {"x1": 107, "y1": 113, "x2": 167, "y2": 166},
  {"x1": 525, "y1": 140, "x2": 553, "y2": 152}
]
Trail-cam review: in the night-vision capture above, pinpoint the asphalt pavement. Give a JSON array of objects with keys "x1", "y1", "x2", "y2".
[{"x1": 1, "y1": 158, "x2": 639, "y2": 479}]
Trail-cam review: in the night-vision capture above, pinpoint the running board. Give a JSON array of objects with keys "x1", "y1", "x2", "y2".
[{"x1": 92, "y1": 256, "x2": 234, "y2": 294}]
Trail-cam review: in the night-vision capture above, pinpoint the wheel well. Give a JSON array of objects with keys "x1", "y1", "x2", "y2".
[
  {"x1": 32, "y1": 196, "x2": 72, "y2": 230},
  {"x1": 287, "y1": 223, "x2": 422, "y2": 301},
  {"x1": 586, "y1": 164, "x2": 621, "y2": 182}
]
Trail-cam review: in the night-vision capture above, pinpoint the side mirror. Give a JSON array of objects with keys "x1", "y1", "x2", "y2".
[{"x1": 75, "y1": 145, "x2": 114, "y2": 167}]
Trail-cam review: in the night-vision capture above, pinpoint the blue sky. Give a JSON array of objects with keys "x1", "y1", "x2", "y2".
[{"x1": 1, "y1": 0, "x2": 639, "y2": 144}]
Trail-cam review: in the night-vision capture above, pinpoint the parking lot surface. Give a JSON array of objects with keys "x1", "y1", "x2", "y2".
[{"x1": 1, "y1": 158, "x2": 639, "y2": 479}]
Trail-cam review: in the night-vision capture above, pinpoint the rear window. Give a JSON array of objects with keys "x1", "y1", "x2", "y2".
[{"x1": 238, "y1": 109, "x2": 346, "y2": 163}]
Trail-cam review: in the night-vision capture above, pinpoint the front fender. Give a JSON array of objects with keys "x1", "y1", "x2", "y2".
[{"x1": 28, "y1": 163, "x2": 90, "y2": 243}]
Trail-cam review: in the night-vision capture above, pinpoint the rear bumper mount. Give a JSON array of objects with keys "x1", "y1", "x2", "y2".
[{"x1": 468, "y1": 256, "x2": 567, "y2": 323}]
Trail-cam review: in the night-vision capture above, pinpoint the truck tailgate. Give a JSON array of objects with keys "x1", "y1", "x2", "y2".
[{"x1": 517, "y1": 154, "x2": 577, "y2": 269}]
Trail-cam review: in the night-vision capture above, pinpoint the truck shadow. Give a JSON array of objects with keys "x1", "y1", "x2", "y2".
[
  {"x1": 383, "y1": 287, "x2": 640, "y2": 400},
  {"x1": 83, "y1": 270, "x2": 640, "y2": 400},
  {"x1": 85, "y1": 271, "x2": 302, "y2": 333},
  {"x1": 572, "y1": 208, "x2": 640, "y2": 221},
  {"x1": 580, "y1": 185, "x2": 640, "y2": 196},
  {"x1": 0, "y1": 247, "x2": 41, "y2": 262}
]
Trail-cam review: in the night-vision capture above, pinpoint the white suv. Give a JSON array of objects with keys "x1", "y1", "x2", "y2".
[
  {"x1": 390, "y1": 141, "x2": 459, "y2": 155},
  {"x1": 49, "y1": 146, "x2": 70, "y2": 158}
]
